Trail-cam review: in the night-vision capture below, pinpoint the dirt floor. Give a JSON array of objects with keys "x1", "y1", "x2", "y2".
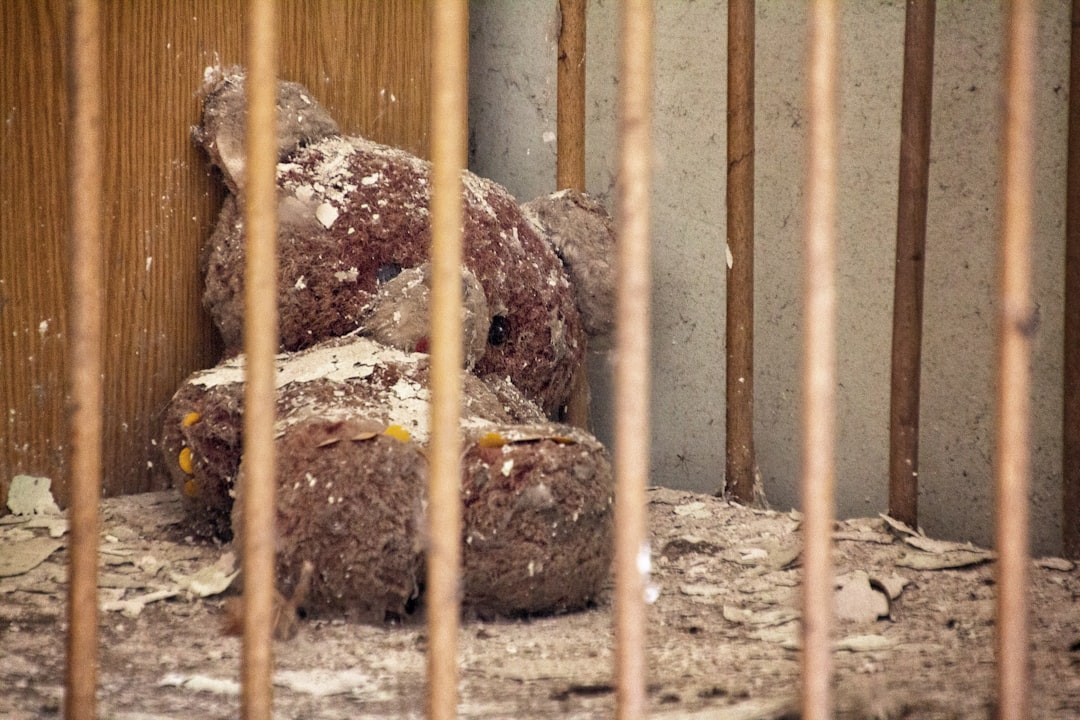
[{"x1": 1, "y1": 486, "x2": 1079, "y2": 719}]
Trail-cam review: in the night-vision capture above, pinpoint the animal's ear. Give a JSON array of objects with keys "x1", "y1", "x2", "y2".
[
  {"x1": 193, "y1": 71, "x2": 249, "y2": 194},
  {"x1": 520, "y1": 190, "x2": 616, "y2": 340},
  {"x1": 194, "y1": 69, "x2": 340, "y2": 195}
]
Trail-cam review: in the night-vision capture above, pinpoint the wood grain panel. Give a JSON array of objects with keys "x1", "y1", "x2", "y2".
[{"x1": 1, "y1": 0, "x2": 430, "y2": 507}]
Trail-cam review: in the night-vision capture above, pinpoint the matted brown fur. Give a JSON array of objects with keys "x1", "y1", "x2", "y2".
[
  {"x1": 161, "y1": 335, "x2": 614, "y2": 620},
  {"x1": 197, "y1": 72, "x2": 585, "y2": 416}
]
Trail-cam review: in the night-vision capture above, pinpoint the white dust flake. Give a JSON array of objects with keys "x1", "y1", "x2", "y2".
[{"x1": 316, "y1": 202, "x2": 339, "y2": 229}]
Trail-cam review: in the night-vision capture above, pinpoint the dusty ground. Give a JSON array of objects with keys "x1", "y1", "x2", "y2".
[{"x1": 1, "y1": 487, "x2": 1079, "y2": 719}]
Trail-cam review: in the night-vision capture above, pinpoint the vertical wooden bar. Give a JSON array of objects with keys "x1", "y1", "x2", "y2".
[
  {"x1": 724, "y1": 0, "x2": 757, "y2": 503},
  {"x1": 800, "y1": 2, "x2": 838, "y2": 719},
  {"x1": 888, "y1": 0, "x2": 936, "y2": 529},
  {"x1": 241, "y1": 1, "x2": 279, "y2": 718},
  {"x1": 557, "y1": 0, "x2": 591, "y2": 430},
  {"x1": 1064, "y1": 0, "x2": 1080, "y2": 560},
  {"x1": 613, "y1": 1, "x2": 653, "y2": 718},
  {"x1": 427, "y1": 2, "x2": 467, "y2": 718},
  {"x1": 995, "y1": 1, "x2": 1035, "y2": 718},
  {"x1": 64, "y1": 1, "x2": 103, "y2": 718},
  {"x1": 557, "y1": 0, "x2": 586, "y2": 192}
]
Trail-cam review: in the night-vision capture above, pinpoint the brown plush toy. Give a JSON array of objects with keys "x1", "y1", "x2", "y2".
[
  {"x1": 194, "y1": 69, "x2": 607, "y2": 417},
  {"x1": 161, "y1": 69, "x2": 617, "y2": 624}
]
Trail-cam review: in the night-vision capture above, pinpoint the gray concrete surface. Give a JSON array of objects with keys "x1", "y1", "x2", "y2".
[{"x1": 468, "y1": 1, "x2": 1068, "y2": 555}]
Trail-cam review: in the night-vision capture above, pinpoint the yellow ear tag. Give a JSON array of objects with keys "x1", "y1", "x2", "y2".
[
  {"x1": 182, "y1": 412, "x2": 201, "y2": 427},
  {"x1": 183, "y1": 478, "x2": 199, "y2": 498},
  {"x1": 178, "y1": 447, "x2": 194, "y2": 475},
  {"x1": 382, "y1": 425, "x2": 411, "y2": 443},
  {"x1": 477, "y1": 432, "x2": 506, "y2": 448}
]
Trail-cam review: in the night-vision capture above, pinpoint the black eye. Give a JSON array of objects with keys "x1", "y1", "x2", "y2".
[
  {"x1": 488, "y1": 315, "x2": 510, "y2": 346},
  {"x1": 377, "y1": 263, "x2": 403, "y2": 284}
]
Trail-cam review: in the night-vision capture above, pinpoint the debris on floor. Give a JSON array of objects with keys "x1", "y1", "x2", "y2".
[{"x1": 2, "y1": 487, "x2": 1079, "y2": 718}]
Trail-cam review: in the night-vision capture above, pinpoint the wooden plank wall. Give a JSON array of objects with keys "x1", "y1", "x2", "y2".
[{"x1": 0, "y1": 0, "x2": 431, "y2": 508}]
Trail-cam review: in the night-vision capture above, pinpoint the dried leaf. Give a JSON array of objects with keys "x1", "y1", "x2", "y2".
[
  {"x1": 274, "y1": 669, "x2": 375, "y2": 697},
  {"x1": 723, "y1": 605, "x2": 799, "y2": 627},
  {"x1": 1034, "y1": 557, "x2": 1074, "y2": 572},
  {"x1": 833, "y1": 571, "x2": 889, "y2": 622},
  {"x1": 904, "y1": 535, "x2": 980, "y2": 554},
  {"x1": 25, "y1": 516, "x2": 69, "y2": 538},
  {"x1": 102, "y1": 588, "x2": 181, "y2": 618},
  {"x1": 0, "y1": 537, "x2": 62, "y2": 577},
  {"x1": 680, "y1": 583, "x2": 724, "y2": 598},
  {"x1": 781, "y1": 633, "x2": 896, "y2": 653},
  {"x1": 177, "y1": 553, "x2": 239, "y2": 597},
  {"x1": 159, "y1": 673, "x2": 240, "y2": 696},
  {"x1": 896, "y1": 550, "x2": 993, "y2": 570},
  {"x1": 879, "y1": 513, "x2": 920, "y2": 537},
  {"x1": 6, "y1": 475, "x2": 61, "y2": 516},
  {"x1": 834, "y1": 634, "x2": 895, "y2": 652},
  {"x1": 833, "y1": 530, "x2": 894, "y2": 545}
]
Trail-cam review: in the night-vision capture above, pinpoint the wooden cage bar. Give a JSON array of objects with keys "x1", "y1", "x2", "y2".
[
  {"x1": 51, "y1": 4, "x2": 1057, "y2": 718},
  {"x1": 994, "y1": 1, "x2": 1036, "y2": 718},
  {"x1": 426, "y1": 1, "x2": 468, "y2": 718},
  {"x1": 64, "y1": 1, "x2": 104, "y2": 718},
  {"x1": 557, "y1": 0, "x2": 587, "y2": 193},
  {"x1": 613, "y1": 1, "x2": 654, "y2": 718},
  {"x1": 240, "y1": 1, "x2": 281, "y2": 718},
  {"x1": 724, "y1": 0, "x2": 757, "y2": 504},
  {"x1": 1064, "y1": 0, "x2": 1080, "y2": 560},
  {"x1": 799, "y1": 2, "x2": 839, "y2": 718},
  {"x1": 557, "y1": 0, "x2": 591, "y2": 430},
  {"x1": 888, "y1": 0, "x2": 936, "y2": 528}
]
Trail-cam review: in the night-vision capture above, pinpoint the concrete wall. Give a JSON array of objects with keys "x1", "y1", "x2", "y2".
[{"x1": 468, "y1": 1, "x2": 1069, "y2": 556}]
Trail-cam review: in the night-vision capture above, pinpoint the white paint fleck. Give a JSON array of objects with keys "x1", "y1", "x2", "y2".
[
  {"x1": 500, "y1": 459, "x2": 514, "y2": 477},
  {"x1": 294, "y1": 275, "x2": 307, "y2": 291},
  {"x1": 146, "y1": 256, "x2": 153, "y2": 272},
  {"x1": 726, "y1": 244, "x2": 734, "y2": 269},
  {"x1": 333, "y1": 267, "x2": 359, "y2": 283},
  {"x1": 38, "y1": 320, "x2": 49, "y2": 336},
  {"x1": 316, "y1": 202, "x2": 339, "y2": 229},
  {"x1": 542, "y1": 130, "x2": 556, "y2": 144},
  {"x1": 360, "y1": 173, "x2": 380, "y2": 186}
]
